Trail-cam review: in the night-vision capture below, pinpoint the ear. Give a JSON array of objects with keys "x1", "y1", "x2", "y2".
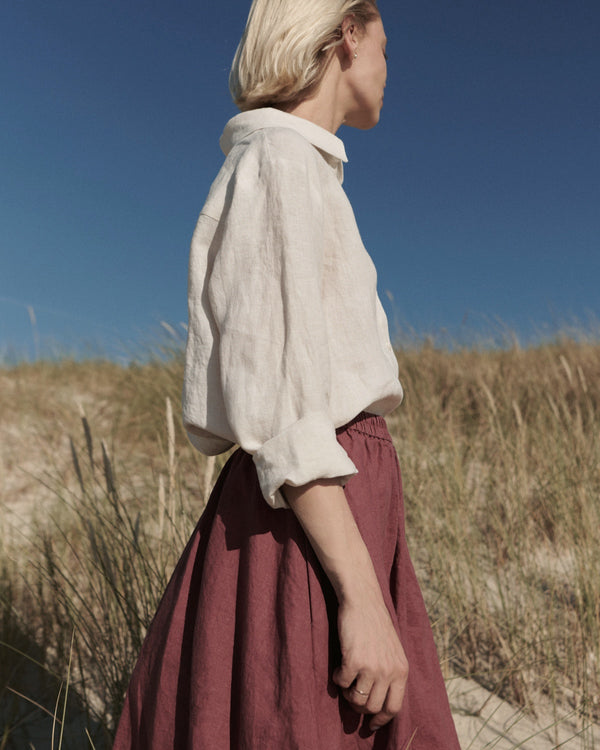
[{"x1": 340, "y1": 15, "x2": 358, "y2": 61}]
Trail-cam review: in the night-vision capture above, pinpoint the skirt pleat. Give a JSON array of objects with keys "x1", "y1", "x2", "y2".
[{"x1": 113, "y1": 414, "x2": 460, "y2": 749}]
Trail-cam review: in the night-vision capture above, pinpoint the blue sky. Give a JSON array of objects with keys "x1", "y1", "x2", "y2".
[{"x1": 1, "y1": 0, "x2": 599, "y2": 359}]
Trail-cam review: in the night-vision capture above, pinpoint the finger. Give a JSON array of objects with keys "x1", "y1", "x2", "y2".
[
  {"x1": 333, "y1": 665, "x2": 358, "y2": 689},
  {"x1": 386, "y1": 674, "x2": 407, "y2": 715},
  {"x1": 364, "y1": 681, "x2": 388, "y2": 716},
  {"x1": 369, "y1": 680, "x2": 406, "y2": 731},
  {"x1": 343, "y1": 679, "x2": 373, "y2": 711},
  {"x1": 369, "y1": 708, "x2": 395, "y2": 731}
]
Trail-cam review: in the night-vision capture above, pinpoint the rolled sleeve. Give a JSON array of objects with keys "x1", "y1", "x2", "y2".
[{"x1": 253, "y1": 413, "x2": 358, "y2": 508}]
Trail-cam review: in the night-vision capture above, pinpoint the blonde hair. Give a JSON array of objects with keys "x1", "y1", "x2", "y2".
[{"x1": 229, "y1": 0, "x2": 380, "y2": 111}]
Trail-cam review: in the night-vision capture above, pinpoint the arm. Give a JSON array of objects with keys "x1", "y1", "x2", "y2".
[
  {"x1": 206, "y1": 132, "x2": 357, "y2": 506},
  {"x1": 284, "y1": 479, "x2": 408, "y2": 730}
]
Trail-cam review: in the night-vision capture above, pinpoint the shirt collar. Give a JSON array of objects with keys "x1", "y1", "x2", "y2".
[{"x1": 220, "y1": 108, "x2": 348, "y2": 182}]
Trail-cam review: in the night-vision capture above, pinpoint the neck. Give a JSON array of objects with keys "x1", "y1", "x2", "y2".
[{"x1": 285, "y1": 54, "x2": 348, "y2": 134}]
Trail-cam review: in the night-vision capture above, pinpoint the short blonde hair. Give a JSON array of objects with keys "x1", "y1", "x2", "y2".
[{"x1": 229, "y1": 0, "x2": 380, "y2": 111}]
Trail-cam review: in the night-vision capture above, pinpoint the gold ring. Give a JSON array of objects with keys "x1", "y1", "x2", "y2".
[{"x1": 353, "y1": 686, "x2": 369, "y2": 696}]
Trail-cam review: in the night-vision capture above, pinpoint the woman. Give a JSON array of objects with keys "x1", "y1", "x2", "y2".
[{"x1": 113, "y1": 1, "x2": 460, "y2": 747}]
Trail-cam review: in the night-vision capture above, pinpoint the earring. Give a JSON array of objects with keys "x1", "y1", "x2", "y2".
[{"x1": 354, "y1": 52, "x2": 358, "y2": 59}]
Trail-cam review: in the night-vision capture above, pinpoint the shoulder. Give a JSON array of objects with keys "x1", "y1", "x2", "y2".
[
  {"x1": 202, "y1": 127, "x2": 322, "y2": 220},
  {"x1": 231, "y1": 126, "x2": 321, "y2": 174}
]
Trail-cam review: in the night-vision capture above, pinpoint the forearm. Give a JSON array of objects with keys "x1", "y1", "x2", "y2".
[
  {"x1": 284, "y1": 478, "x2": 409, "y2": 728},
  {"x1": 283, "y1": 479, "x2": 382, "y2": 605}
]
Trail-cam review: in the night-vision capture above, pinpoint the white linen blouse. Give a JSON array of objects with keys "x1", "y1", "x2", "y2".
[{"x1": 182, "y1": 107, "x2": 403, "y2": 509}]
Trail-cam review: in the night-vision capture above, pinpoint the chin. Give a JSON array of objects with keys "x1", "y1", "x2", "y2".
[
  {"x1": 358, "y1": 114, "x2": 381, "y2": 130},
  {"x1": 347, "y1": 109, "x2": 381, "y2": 130}
]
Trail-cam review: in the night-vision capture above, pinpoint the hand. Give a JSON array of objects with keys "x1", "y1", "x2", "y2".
[
  {"x1": 283, "y1": 480, "x2": 408, "y2": 730},
  {"x1": 333, "y1": 592, "x2": 408, "y2": 731}
]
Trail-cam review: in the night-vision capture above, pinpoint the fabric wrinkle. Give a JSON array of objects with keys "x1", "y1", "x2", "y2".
[
  {"x1": 113, "y1": 413, "x2": 460, "y2": 749},
  {"x1": 182, "y1": 108, "x2": 403, "y2": 509}
]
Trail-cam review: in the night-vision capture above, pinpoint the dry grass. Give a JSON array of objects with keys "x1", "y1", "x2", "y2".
[
  {"x1": 392, "y1": 340, "x2": 600, "y2": 741},
  {"x1": 1, "y1": 338, "x2": 599, "y2": 747}
]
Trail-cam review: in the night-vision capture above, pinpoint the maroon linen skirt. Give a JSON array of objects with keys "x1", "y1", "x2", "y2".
[{"x1": 113, "y1": 413, "x2": 460, "y2": 749}]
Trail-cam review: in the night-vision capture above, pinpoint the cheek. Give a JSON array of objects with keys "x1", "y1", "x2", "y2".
[
  {"x1": 373, "y1": 64, "x2": 386, "y2": 92},
  {"x1": 371, "y1": 54, "x2": 386, "y2": 81}
]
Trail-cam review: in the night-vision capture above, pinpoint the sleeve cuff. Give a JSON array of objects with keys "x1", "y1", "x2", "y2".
[{"x1": 252, "y1": 412, "x2": 358, "y2": 509}]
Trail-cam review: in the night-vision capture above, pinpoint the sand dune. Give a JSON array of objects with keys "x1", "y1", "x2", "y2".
[{"x1": 450, "y1": 677, "x2": 599, "y2": 749}]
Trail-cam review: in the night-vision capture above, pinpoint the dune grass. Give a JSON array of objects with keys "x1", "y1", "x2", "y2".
[
  {"x1": 0, "y1": 338, "x2": 599, "y2": 747},
  {"x1": 393, "y1": 341, "x2": 600, "y2": 741}
]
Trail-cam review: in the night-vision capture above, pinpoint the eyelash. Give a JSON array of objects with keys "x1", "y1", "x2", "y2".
[{"x1": 384, "y1": 52, "x2": 388, "y2": 61}]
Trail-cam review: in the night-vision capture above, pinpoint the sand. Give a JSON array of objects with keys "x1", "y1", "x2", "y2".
[{"x1": 449, "y1": 677, "x2": 599, "y2": 748}]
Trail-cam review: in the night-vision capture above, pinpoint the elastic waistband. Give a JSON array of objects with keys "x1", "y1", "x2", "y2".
[{"x1": 336, "y1": 412, "x2": 392, "y2": 442}]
